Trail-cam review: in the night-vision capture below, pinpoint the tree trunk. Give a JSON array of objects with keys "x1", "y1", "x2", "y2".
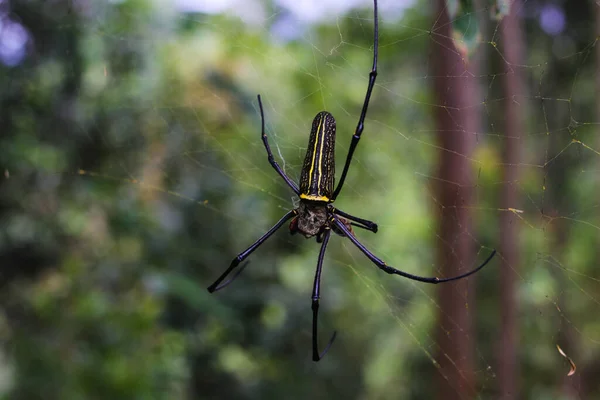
[
  {"x1": 432, "y1": 1, "x2": 480, "y2": 399},
  {"x1": 498, "y1": 1, "x2": 524, "y2": 399}
]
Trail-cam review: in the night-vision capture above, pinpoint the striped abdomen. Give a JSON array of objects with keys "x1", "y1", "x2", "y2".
[{"x1": 299, "y1": 112, "x2": 336, "y2": 202}]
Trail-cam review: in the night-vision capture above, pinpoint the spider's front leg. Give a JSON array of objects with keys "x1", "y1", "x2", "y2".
[
  {"x1": 331, "y1": 0, "x2": 379, "y2": 201},
  {"x1": 257, "y1": 95, "x2": 300, "y2": 195}
]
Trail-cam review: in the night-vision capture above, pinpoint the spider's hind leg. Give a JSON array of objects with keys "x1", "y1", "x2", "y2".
[
  {"x1": 315, "y1": 227, "x2": 329, "y2": 243},
  {"x1": 207, "y1": 210, "x2": 297, "y2": 292},
  {"x1": 331, "y1": 217, "x2": 354, "y2": 237},
  {"x1": 332, "y1": 216, "x2": 496, "y2": 284},
  {"x1": 311, "y1": 228, "x2": 337, "y2": 361}
]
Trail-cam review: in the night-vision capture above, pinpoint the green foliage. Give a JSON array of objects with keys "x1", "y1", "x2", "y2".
[
  {"x1": 445, "y1": 0, "x2": 481, "y2": 58},
  {"x1": 0, "y1": 0, "x2": 598, "y2": 398},
  {"x1": 444, "y1": 0, "x2": 511, "y2": 57}
]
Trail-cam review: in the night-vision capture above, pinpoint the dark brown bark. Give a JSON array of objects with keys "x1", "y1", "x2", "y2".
[
  {"x1": 584, "y1": 3, "x2": 600, "y2": 396},
  {"x1": 498, "y1": 2, "x2": 524, "y2": 399},
  {"x1": 432, "y1": 1, "x2": 480, "y2": 399},
  {"x1": 571, "y1": 2, "x2": 600, "y2": 398}
]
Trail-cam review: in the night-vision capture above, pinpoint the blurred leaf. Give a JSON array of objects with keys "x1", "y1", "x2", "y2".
[
  {"x1": 445, "y1": 0, "x2": 511, "y2": 58},
  {"x1": 556, "y1": 344, "x2": 577, "y2": 376},
  {"x1": 161, "y1": 271, "x2": 234, "y2": 319},
  {"x1": 445, "y1": 0, "x2": 480, "y2": 59},
  {"x1": 490, "y1": 0, "x2": 511, "y2": 20}
]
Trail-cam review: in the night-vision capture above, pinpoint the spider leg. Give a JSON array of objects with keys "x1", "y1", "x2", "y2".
[
  {"x1": 332, "y1": 207, "x2": 378, "y2": 233},
  {"x1": 333, "y1": 217, "x2": 496, "y2": 284},
  {"x1": 207, "y1": 210, "x2": 297, "y2": 292},
  {"x1": 349, "y1": 222, "x2": 370, "y2": 232},
  {"x1": 315, "y1": 231, "x2": 324, "y2": 243},
  {"x1": 257, "y1": 95, "x2": 300, "y2": 195},
  {"x1": 207, "y1": 261, "x2": 252, "y2": 292},
  {"x1": 332, "y1": 0, "x2": 378, "y2": 201},
  {"x1": 311, "y1": 228, "x2": 337, "y2": 361}
]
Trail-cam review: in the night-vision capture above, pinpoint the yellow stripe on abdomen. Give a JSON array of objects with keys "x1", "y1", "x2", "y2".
[
  {"x1": 299, "y1": 194, "x2": 330, "y2": 202},
  {"x1": 316, "y1": 116, "x2": 326, "y2": 195},
  {"x1": 306, "y1": 116, "x2": 322, "y2": 191}
]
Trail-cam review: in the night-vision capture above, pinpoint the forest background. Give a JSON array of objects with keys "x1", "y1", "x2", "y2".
[{"x1": 1, "y1": 0, "x2": 599, "y2": 399}]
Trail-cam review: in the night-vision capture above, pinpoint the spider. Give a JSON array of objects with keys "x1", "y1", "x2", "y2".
[{"x1": 207, "y1": 0, "x2": 496, "y2": 362}]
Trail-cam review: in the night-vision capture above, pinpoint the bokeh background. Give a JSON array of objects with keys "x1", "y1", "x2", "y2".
[{"x1": 1, "y1": 0, "x2": 599, "y2": 399}]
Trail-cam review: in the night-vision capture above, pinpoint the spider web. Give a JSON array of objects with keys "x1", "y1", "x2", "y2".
[
  {"x1": 82, "y1": 0, "x2": 600, "y2": 397},
  {"x1": 4, "y1": 0, "x2": 600, "y2": 398}
]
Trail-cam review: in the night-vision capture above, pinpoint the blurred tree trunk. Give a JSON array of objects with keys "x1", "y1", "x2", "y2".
[
  {"x1": 570, "y1": 2, "x2": 600, "y2": 398},
  {"x1": 585, "y1": 2, "x2": 600, "y2": 395},
  {"x1": 498, "y1": 2, "x2": 524, "y2": 398},
  {"x1": 431, "y1": 1, "x2": 481, "y2": 399}
]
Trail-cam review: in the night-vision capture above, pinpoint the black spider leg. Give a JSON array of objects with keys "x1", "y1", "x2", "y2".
[
  {"x1": 257, "y1": 95, "x2": 300, "y2": 195},
  {"x1": 323, "y1": 222, "x2": 368, "y2": 240},
  {"x1": 332, "y1": 207, "x2": 378, "y2": 233},
  {"x1": 333, "y1": 217, "x2": 496, "y2": 284},
  {"x1": 208, "y1": 261, "x2": 251, "y2": 292},
  {"x1": 349, "y1": 222, "x2": 374, "y2": 232},
  {"x1": 207, "y1": 210, "x2": 297, "y2": 292},
  {"x1": 332, "y1": 0, "x2": 379, "y2": 201},
  {"x1": 311, "y1": 228, "x2": 337, "y2": 361}
]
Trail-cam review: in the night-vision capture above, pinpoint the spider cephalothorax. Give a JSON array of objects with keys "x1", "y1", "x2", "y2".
[
  {"x1": 290, "y1": 202, "x2": 356, "y2": 241},
  {"x1": 290, "y1": 201, "x2": 328, "y2": 238},
  {"x1": 207, "y1": 0, "x2": 496, "y2": 363}
]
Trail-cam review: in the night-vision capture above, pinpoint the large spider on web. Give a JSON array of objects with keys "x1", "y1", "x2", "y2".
[{"x1": 207, "y1": 0, "x2": 496, "y2": 362}]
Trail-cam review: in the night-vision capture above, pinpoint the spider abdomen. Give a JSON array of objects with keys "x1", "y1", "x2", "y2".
[{"x1": 299, "y1": 112, "x2": 336, "y2": 202}]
